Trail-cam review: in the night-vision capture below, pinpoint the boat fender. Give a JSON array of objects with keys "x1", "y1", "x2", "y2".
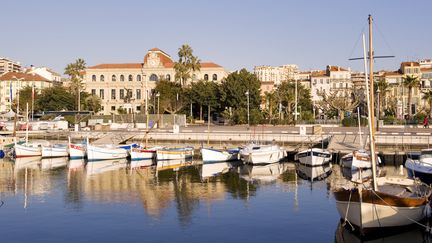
[
  {"x1": 0, "y1": 150, "x2": 4, "y2": 158},
  {"x1": 423, "y1": 203, "x2": 432, "y2": 219}
]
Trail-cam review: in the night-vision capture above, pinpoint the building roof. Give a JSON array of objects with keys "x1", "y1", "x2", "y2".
[
  {"x1": 383, "y1": 71, "x2": 402, "y2": 77},
  {"x1": 310, "y1": 71, "x2": 327, "y2": 77},
  {"x1": 0, "y1": 72, "x2": 50, "y2": 81},
  {"x1": 401, "y1": 61, "x2": 420, "y2": 67},
  {"x1": 421, "y1": 68, "x2": 432, "y2": 73}
]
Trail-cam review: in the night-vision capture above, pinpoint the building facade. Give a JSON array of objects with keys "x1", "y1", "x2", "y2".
[
  {"x1": 25, "y1": 66, "x2": 62, "y2": 83},
  {"x1": 0, "y1": 72, "x2": 52, "y2": 111},
  {"x1": 0, "y1": 57, "x2": 22, "y2": 75},
  {"x1": 84, "y1": 48, "x2": 228, "y2": 115}
]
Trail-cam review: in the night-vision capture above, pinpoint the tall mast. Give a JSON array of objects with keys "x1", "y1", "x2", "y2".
[{"x1": 368, "y1": 14, "x2": 378, "y2": 191}]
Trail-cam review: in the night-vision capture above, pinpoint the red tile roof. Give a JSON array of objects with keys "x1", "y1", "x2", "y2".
[
  {"x1": 383, "y1": 71, "x2": 402, "y2": 77},
  {"x1": 401, "y1": 62, "x2": 420, "y2": 67},
  {"x1": 87, "y1": 63, "x2": 143, "y2": 69},
  {"x1": 0, "y1": 72, "x2": 50, "y2": 82},
  {"x1": 327, "y1": 65, "x2": 348, "y2": 72},
  {"x1": 421, "y1": 68, "x2": 432, "y2": 72},
  {"x1": 311, "y1": 71, "x2": 327, "y2": 77}
]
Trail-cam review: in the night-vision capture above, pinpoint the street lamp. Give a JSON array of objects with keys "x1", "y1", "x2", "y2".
[{"x1": 245, "y1": 90, "x2": 250, "y2": 128}]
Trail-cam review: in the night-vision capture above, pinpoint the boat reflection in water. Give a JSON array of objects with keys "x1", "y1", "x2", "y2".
[
  {"x1": 41, "y1": 157, "x2": 68, "y2": 171},
  {"x1": 342, "y1": 167, "x2": 372, "y2": 182},
  {"x1": 296, "y1": 163, "x2": 332, "y2": 182},
  {"x1": 86, "y1": 158, "x2": 128, "y2": 176},
  {"x1": 334, "y1": 221, "x2": 427, "y2": 243},
  {"x1": 156, "y1": 158, "x2": 194, "y2": 172},
  {"x1": 68, "y1": 159, "x2": 85, "y2": 170},
  {"x1": 200, "y1": 161, "x2": 241, "y2": 180},
  {"x1": 14, "y1": 156, "x2": 41, "y2": 172},
  {"x1": 239, "y1": 162, "x2": 294, "y2": 184}
]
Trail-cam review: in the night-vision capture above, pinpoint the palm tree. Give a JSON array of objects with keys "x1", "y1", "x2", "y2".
[
  {"x1": 422, "y1": 90, "x2": 432, "y2": 118},
  {"x1": 174, "y1": 44, "x2": 201, "y2": 86},
  {"x1": 403, "y1": 75, "x2": 420, "y2": 118},
  {"x1": 64, "y1": 58, "x2": 86, "y2": 111},
  {"x1": 375, "y1": 79, "x2": 390, "y2": 117}
]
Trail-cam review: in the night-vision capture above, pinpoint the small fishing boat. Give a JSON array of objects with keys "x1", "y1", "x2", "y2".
[
  {"x1": 130, "y1": 146, "x2": 162, "y2": 161},
  {"x1": 86, "y1": 143, "x2": 128, "y2": 161},
  {"x1": 240, "y1": 144, "x2": 285, "y2": 164},
  {"x1": 405, "y1": 149, "x2": 432, "y2": 184},
  {"x1": 156, "y1": 147, "x2": 194, "y2": 161},
  {"x1": 14, "y1": 141, "x2": 47, "y2": 158},
  {"x1": 68, "y1": 137, "x2": 86, "y2": 160},
  {"x1": 0, "y1": 136, "x2": 16, "y2": 158},
  {"x1": 295, "y1": 148, "x2": 332, "y2": 166},
  {"x1": 42, "y1": 144, "x2": 68, "y2": 158},
  {"x1": 201, "y1": 147, "x2": 240, "y2": 163}
]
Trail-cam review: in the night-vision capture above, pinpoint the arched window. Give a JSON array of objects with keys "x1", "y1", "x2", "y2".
[
  {"x1": 120, "y1": 75, "x2": 124, "y2": 81},
  {"x1": 128, "y1": 75, "x2": 133, "y2": 81},
  {"x1": 166, "y1": 74, "x2": 171, "y2": 81},
  {"x1": 137, "y1": 75, "x2": 141, "y2": 81},
  {"x1": 204, "y1": 74, "x2": 209, "y2": 81},
  {"x1": 92, "y1": 75, "x2": 96, "y2": 82},
  {"x1": 212, "y1": 74, "x2": 217, "y2": 81},
  {"x1": 112, "y1": 75, "x2": 116, "y2": 82},
  {"x1": 150, "y1": 74, "x2": 158, "y2": 82},
  {"x1": 100, "y1": 75, "x2": 105, "y2": 82}
]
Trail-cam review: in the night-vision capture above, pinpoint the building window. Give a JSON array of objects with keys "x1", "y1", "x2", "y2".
[
  {"x1": 92, "y1": 75, "x2": 96, "y2": 82},
  {"x1": 112, "y1": 75, "x2": 116, "y2": 82},
  {"x1": 91, "y1": 89, "x2": 96, "y2": 95},
  {"x1": 111, "y1": 89, "x2": 116, "y2": 100},
  {"x1": 128, "y1": 75, "x2": 133, "y2": 81},
  {"x1": 111, "y1": 106, "x2": 116, "y2": 111},
  {"x1": 100, "y1": 75, "x2": 105, "y2": 82},
  {"x1": 137, "y1": 75, "x2": 141, "y2": 81},
  {"x1": 166, "y1": 74, "x2": 171, "y2": 81},
  {"x1": 120, "y1": 75, "x2": 125, "y2": 81},
  {"x1": 136, "y1": 89, "x2": 141, "y2": 100},
  {"x1": 204, "y1": 74, "x2": 209, "y2": 81},
  {"x1": 99, "y1": 89, "x2": 104, "y2": 100},
  {"x1": 136, "y1": 106, "x2": 141, "y2": 111},
  {"x1": 150, "y1": 74, "x2": 158, "y2": 81},
  {"x1": 212, "y1": 74, "x2": 217, "y2": 81},
  {"x1": 120, "y1": 89, "x2": 125, "y2": 99}
]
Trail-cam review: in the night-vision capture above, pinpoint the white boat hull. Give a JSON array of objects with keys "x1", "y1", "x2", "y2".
[
  {"x1": 201, "y1": 148, "x2": 239, "y2": 162},
  {"x1": 297, "y1": 148, "x2": 332, "y2": 166},
  {"x1": 68, "y1": 143, "x2": 86, "y2": 159},
  {"x1": 42, "y1": 145, "x2": 68, "y2": 158},
  {"x1": 130, "y1": 148, "x2": 156, "y2": 161},
  {"x1": 335, "y1": 200, "x2": 425, "y2": 229},
  {"x1": 14, "y1": 143, "x2": 42, "y2": 158},
  {"x1": 240, "y1": 144, "x2": 285, "y2": 164},
  {"x1": 87, "y1": 144, "x2": 128, "y2": 161},
  {"x1": 156, "y1": 148, "x2": 194, "y2": 161}
]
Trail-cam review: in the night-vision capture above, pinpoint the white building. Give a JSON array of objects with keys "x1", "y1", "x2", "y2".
[
  {"x1": 254, "y1": 64, "x2": 299, "y2": 86},
  {"x1": 25, "y1": 66, "x2": 62, "y2": 83},
  {"x1": 310, "y1": 65, "x2": 352, "y2": 103}
]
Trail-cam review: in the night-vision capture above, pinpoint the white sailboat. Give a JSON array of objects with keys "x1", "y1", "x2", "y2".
[
  {"x1": 68, "y1": 137, "x2": 86, "y2": 160},
  {"x1": 14, "y1": 104, "x2": 45, "y2": 158},
  {"x1": 156, "y1": 147, "x2": 194, "y2": 161},
  {"x1": 296, "y1": 148, "x2": 332, "y2": 166},
  {"x1": 41, "y1": 143, "x2": 68, "y2": 158},
  {"x1": 240, "y1": 144, "x2": 285, "y2": 164},
  {"x1": 333, "y1": 15, "x2": 432, "y2": 235},
  {"x1": 405, "y1": 149, "x2": 432, "y2": 184}
]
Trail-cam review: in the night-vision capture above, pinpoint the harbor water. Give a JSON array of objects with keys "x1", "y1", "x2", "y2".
[{"x1": 0, "y1": 157, "x2": 430, "y2": 242}]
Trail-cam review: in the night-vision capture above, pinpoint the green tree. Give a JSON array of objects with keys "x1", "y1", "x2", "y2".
[
  {"x1": 403, "y1": 75, "x2": 420, "y2": 118},
  {"x1": 64, "y1": 58, "x2": 86, "y2": 111},
  {"x1": 174, "y1": 44, "x2": 201, "y2": 86},
  {"x1": 35, "y1": 86, "x2": 75, "y2": 111},
  {"x1": 220, "y1": 69, "x2": 261, "y2": 125},
  {"x1": 153, "y1": 80, "x2": 185, "y2": 114},
  {"x1": 317, "y1": 89, "x2": 360, "y2": 120},
  {"x1": 13, "y1": 86, "x2": 36, "y2": 113},
  {"x1": 187, "y1": 80, "x2": 220, "y2": 120},
  {"x1": 274, "y1": 80, "x2": 312, "y2": 123},
  {"x1": 422, "y1": 90, "x2": 432, "y2": 117},
  {"x1": 83, "y1": 95, "x2": 102, "y2": 113},
  {"x1": 375, "y1": 78, "x2": 390, "y2": 117}
]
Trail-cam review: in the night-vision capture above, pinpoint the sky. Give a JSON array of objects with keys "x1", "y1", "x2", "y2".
[{"x1": 1, "y1": 0, "x2": 431, "y2": 75}]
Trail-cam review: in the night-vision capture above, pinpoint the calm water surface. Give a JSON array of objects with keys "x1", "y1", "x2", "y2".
[{"x1": 0, "y1": 157, "x2": 429, "y2": 242}]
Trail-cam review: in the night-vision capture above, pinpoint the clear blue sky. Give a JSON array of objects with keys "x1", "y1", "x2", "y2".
[{"x1": 2, "y1": 0, "x2": 431, "y2": 75}]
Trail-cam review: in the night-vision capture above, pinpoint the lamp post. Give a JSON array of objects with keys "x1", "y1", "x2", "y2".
[
  {"x1": 376, "y1": 88, "x2": 380, "y2": 131},
  {"x1": 245, "y1": 90, "x2": 250, "y2": 128}
]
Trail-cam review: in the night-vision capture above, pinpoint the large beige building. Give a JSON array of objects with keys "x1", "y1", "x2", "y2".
[
  {"x1": 84, "y1": 48, "x2": 228, "y2": 115},
  {"x1": 0, "y1": 72, "x2": 52, "y2": 111}
]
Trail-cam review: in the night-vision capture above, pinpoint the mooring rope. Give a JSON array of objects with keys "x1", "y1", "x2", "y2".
[{"x1": 342, "y1": 189, "x2": 355, "y2": 231}]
